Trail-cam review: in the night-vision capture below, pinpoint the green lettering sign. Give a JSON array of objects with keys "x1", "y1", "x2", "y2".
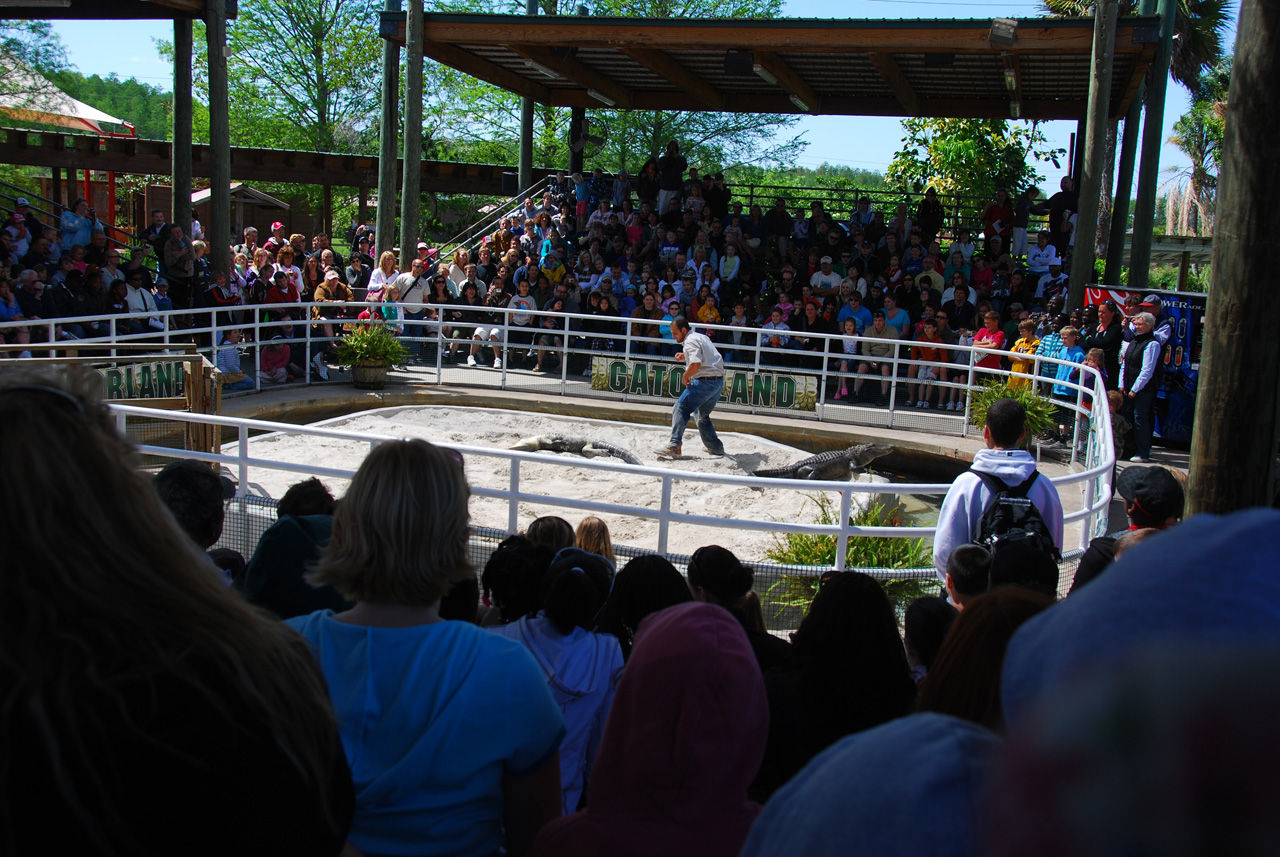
[
  {"x1": 776, "y1": 375, "x2": 796, "y2": 410},
  {"x1": 607, "y1": 360, "x2": 628, "y2": 393},
  {"x1": 752, "y1": 373, "x2": 773, "y2": 408},
  {"x1": 629, "y1": 362, "x2": 650, "y2": 396},
  {"x1": 728, "y1": 371, "x2": 749, "y2": 405}
]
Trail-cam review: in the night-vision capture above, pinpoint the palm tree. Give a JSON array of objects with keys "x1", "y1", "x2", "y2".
[
  {"x1": 1040, "y1": 0, "x2": 1231, "y2": 92},
  {"x1": 1040, "y1": 0, "x2": 1231, "y2": 254}
]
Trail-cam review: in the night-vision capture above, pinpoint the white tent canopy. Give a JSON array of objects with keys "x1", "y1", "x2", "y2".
[{"x1": 0, "y1": 58, "x2": 134, "y2": 136}]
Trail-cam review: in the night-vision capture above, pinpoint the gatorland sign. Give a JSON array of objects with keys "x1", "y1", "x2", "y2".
[{"x1": 590, "y1": 357, "x2": 818, "y2": 412}]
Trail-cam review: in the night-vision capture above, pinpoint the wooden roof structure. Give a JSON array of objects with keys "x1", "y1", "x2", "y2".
[
  {"x1": 0, "y1": 0, "x2": 234, "y2": 19},
  {"x1": 381, "y1": 13, "x2": 1161, "y2": 121}
]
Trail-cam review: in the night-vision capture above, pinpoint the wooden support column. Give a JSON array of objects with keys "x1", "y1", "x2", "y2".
[
  {"x1": 1068, "y1": 0, "x2": 1118, "y2": 310},
  {"x1": 51, "y1": 165, "x2": 62, "y2": 214},
  {"x1": 172, "y1": 19, "x2": 193, "y2": 232},
  {"x1": 206, "y1": 0, "x2": 231, "y2": 275},
  {"x1": 358, "y1": 186, "x2": 368, "y2": 228},
  {"x1": 1129, "y1": 0, "x2": 1177, "y2": 291},
  {"x1": 1186, "y1": 0, "x2": 1280, "y2": 514},
  {"x1": 518, "y1": 0, "x2": 538, "y2": 191},
  {"x1": 399, "y1": 0, "x2": 423, "y2": 262},
  {"x1": 377, "y1": 0, "x2": 401, "y2": 259},
  {"x1": 1105, "y1": 0, "x2": 1153, "y2": 284}
]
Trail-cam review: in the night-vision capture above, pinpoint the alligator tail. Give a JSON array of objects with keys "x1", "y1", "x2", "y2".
[{"x1": 593, "y1": 442, "x2": 642, "y2": 466}]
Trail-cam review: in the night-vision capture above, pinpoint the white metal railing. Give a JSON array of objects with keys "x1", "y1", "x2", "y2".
[
  {"x1": 108, "y1": 331, "x2": 1114, "y2": 568},
  {"x1": 3, "y1": 299, "x2": 1110, "y2": 453}
]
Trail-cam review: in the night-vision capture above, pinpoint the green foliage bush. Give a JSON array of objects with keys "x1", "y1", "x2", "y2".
[
  {"x1": 765, "y1": 495, "x2": 936, "y2": 617},
  {"x1": 333, "y1": 323, "x2": 407, "y2": 367},
  {"x1": 966, "y1": 380, "x2": 1057, "y2": 444}
]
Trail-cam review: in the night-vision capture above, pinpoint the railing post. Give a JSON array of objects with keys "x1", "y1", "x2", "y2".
[
  {"x1": 835, "y1": 488, "x2": 852, "y2": 571},
  {"x1": 304, "y1": 316, "x2": 312, "y2": 383},
  {"x1": 508, "y1": 458, "x2": 520, "y2": 535},
  {"x1": 237, "y1": 429, "x2": 249, "y2": 499},
  {"x1": 657, "y1": 475, "x2": 672, "y2": 555},
  {"x1": 887, "y1": 350, "x2": 898, "y2": 429},
  {"x1": 1071, "y1": 370, "x2": 1086, "y2": 465},
  {"x1": 115, "y1": 409, "x2": 127, "y2": 437},
  {"x1": 253, "y1": 313, "x2": 262, "y2": 390},
  {"x1": 960, "y1": 348, "x2": 975, "y2": 437}
]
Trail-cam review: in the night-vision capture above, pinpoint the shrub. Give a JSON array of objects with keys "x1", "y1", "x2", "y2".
[
  {"x1": 966, "y1": 380, "x2": 1056, "y2": 445},
  {"x1": 765, "y1": 495, "x2": 936, "y2": 617},
  {"x1": 333, "y1": 322, "x2": 408, "y2": 367}
]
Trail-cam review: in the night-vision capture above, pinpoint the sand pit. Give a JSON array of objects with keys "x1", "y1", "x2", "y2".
[{"x1": 234, "y1": 405, "x2": 898, "y2": 560}]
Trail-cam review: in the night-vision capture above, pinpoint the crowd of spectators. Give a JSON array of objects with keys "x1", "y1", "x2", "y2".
[
  {"x1": 8, "y1": 363, "x2": 1273, "y2": 857},
  {"x1": 4, "y1": 153, "x2": 1163, "y2": 455}
]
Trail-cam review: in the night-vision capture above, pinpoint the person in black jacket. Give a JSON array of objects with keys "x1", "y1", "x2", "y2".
[
  {"x1": 1082, "y1": 299, "x2": 1124, "y2": 390},
  {"x1": 686, "y1": 545, "x2": 791, "y2": 676},
  {"x1": 656, "y1": 140, "x2": 687, "y2": 219},
  {"x1": 915, "y1": 187, "x2": 946, "y2": 244}
]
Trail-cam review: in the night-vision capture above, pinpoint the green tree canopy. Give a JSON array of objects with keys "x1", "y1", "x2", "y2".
[{"x1": 885, "y1": 118, "x2": 1063, "y2": 204}]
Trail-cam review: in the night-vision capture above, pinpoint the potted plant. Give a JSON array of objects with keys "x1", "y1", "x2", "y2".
[
  {"x1": 966, "y1": 380, "x2": 1057, "y2": 448},
  {"x1": 333, "y1": 322, "x2": 408, "y2": 390}
]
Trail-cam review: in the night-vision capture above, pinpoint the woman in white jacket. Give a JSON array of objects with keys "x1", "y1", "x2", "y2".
[{"x1": 491, "y1": 548, "x2": 623, "y2": 815}]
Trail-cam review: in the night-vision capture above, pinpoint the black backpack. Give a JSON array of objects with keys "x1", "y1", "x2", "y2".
[{"x1": 968, "y1": 469, "x2": 1060, "y2": 560}]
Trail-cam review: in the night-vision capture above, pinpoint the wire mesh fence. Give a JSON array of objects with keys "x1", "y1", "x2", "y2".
[{"x1": 216, "y1": 495, "x2": 1082, "y2": 634}]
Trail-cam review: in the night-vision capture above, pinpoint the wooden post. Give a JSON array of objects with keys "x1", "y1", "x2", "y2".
[
  {"x1": 172, "y1": 19, "x2": 193, "y2": 232},
  {"x1": 322, "y1": 185, "x2": 333, "y2": 237},
  {"x1": 1186, "y1": 0, "x2": 1280, "y2": 515},
  {"x1": 518, "y1": 0, "x2": 538, "y2": 190},
  {"x1": 1103, "y1": 0, "x2": 1154, "y2": 285},
  {"x1": 358, "y1": 186, "x2": 368, "y2": 229},
  {"x1": 206, "y1": 0, "x2": 231, "y2": 275},
  {"x1": 376, "y1": 0, "x2": 401, "y2": 259},
  {"x1": 399, "y1": 1, "x2": 423, "y2": 264},
  {"x1": 1068, "y1": 0, "x2": 1118, "y2": 310},
  {"x1": 1128, "y1": 0, "x2": 1176, "y2": 291}
]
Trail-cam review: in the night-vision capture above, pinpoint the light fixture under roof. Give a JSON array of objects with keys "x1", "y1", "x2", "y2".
[
  {"x1": 1004, "y1": 69, "x2": 1017, "y2": 91},
  {"x1": 1010, "y1": 100, "x2": 1021, "y2": 118},
  {"x1": 989, "y1": 17, "x2": 1019, "y2": 47},
  {"x1": 752, "y1": 63, "x2": 778, "y2": 85},
  {"x1": 525, "y1": 59, "x2": 560, "y2": 80},
  {"x1": 588, "y1": 89, "x2": 617, "y2": 107},
  {"x1": 789, "y1": 94, "x2": 811, "y2": 112}
]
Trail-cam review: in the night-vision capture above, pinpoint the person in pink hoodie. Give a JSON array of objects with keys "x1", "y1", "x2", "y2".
[{"x1": 531, "y1": 602, "x2": 768, "y2": 857}]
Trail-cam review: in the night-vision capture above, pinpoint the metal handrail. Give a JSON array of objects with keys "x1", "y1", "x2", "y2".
[
  {"x1": 0, "y1": 176, "x2": 141, "y2": 252},
  {"x1": 435, "y1": 174, "x2": 555, "y2": 259},
  {"x1": 12, "y1": 298, "x2": 1114, "y2": 561},
  {"x1": 111, "y1": 371, "x2": 1113, "y2": 569}
]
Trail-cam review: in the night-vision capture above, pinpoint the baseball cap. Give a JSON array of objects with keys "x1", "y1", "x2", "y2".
[
  {"x1": 599, "y1": 274, "x2": 613, "y2": 283},
  {"x1": 681, "y1": 270, "x2": 696, "y2": 280},
  {"x1": 324, "y1": 269, "x2": 339, "y2": 281},
  {"x1": 820, "y1": 255, "x2": 833, "y2": 264},
  {"x1": 1116, "y1": 465, "x2": 1184, "y2": 522},
  {"x1": 417, "y1": 241, "x2": 428, "y2": 249},
  {"x1": 15, "y1": 197, "x2": 28, "y2": 206},
  {"x1": 1141, "y1": 293, "x2": 1163, "y2": 307},
  {"x1": 271, "y1": 221, "x2": 284, "y2": 230},
  {"x1": 1048, "y1": 257, "x2": 1062, "y2": 266}
]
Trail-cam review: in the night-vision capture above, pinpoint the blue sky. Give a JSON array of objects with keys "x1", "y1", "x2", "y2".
[{"x1": 49, "y1": 0, "x2": 1234, "y2": 197}]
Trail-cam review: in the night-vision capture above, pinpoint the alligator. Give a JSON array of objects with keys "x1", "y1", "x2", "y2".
[
  {"x1": 509, "y1": 434, "x2": 642, "y2": 466},
  {"x1": 753, "y1": 444, "x2": 893, "y2": 481}
]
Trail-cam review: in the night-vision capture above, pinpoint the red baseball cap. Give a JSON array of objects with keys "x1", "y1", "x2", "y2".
[{"x1": 271, "y1": 221, "x2": 284, "y2": 231}]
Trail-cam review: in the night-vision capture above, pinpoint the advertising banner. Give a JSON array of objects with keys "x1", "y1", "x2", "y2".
[{"x1": 590, "y1": 357, "x2": 818, "y2": 411}]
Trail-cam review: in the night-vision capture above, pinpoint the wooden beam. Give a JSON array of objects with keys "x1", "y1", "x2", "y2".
[
  {"x1": 508, "y1": 45, "x2": 632, "y2": 108},
  {"x1": 867, "y1": 53, "x2": 919, "y2": 115},
  {"x1": 1116, "y1": 42, "x2": 1157, "y2": 116},
  {"x1": 421, "y1": 41, "x2": 552, "y2": 103},
  {"x1": 752, "y1": 50, "x2": 820, "y2": 112},
  {"x1": 0, "y1": 132, "x2": 551, "y2": 194},
  {"x1": 410, "y1": 15, "x2": 1156, "y2": 55},
  {"x1": 621, "y1": 48, "x2": 722, "y2": 110}
]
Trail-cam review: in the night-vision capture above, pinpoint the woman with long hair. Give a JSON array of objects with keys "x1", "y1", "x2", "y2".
[
  {"x1": 751, "y1": 571, "x2": 917, "y2": 802},
  {"x1": 367, "y1": 250, "x2": 398, "y2": 302},
  {"x1": 289, "y1": 439, "x2": 565, "y2": 857},
  {"x1": 575, "y1": 516, "x2": 615, "y2": 569},
  {"x1": 491, "y1": 548, "x2": 623, "y2": 815},
  {"x1": 301, "y1": 252, "x2": 324, "y2": 301},
  {"x1": 687, "y1": 545, "x2": 791, "y2": 674},
  {"x1": 594, "y1": 555, "x2": 692, "y2": 660},
  {"x1": 0, "y1": 367, "x2": 355, "y2": 853}
]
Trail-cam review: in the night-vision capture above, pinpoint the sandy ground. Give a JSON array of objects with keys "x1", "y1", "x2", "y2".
[{"x1": 233, "y1": 405, "x2": 898, "y2": 560}]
